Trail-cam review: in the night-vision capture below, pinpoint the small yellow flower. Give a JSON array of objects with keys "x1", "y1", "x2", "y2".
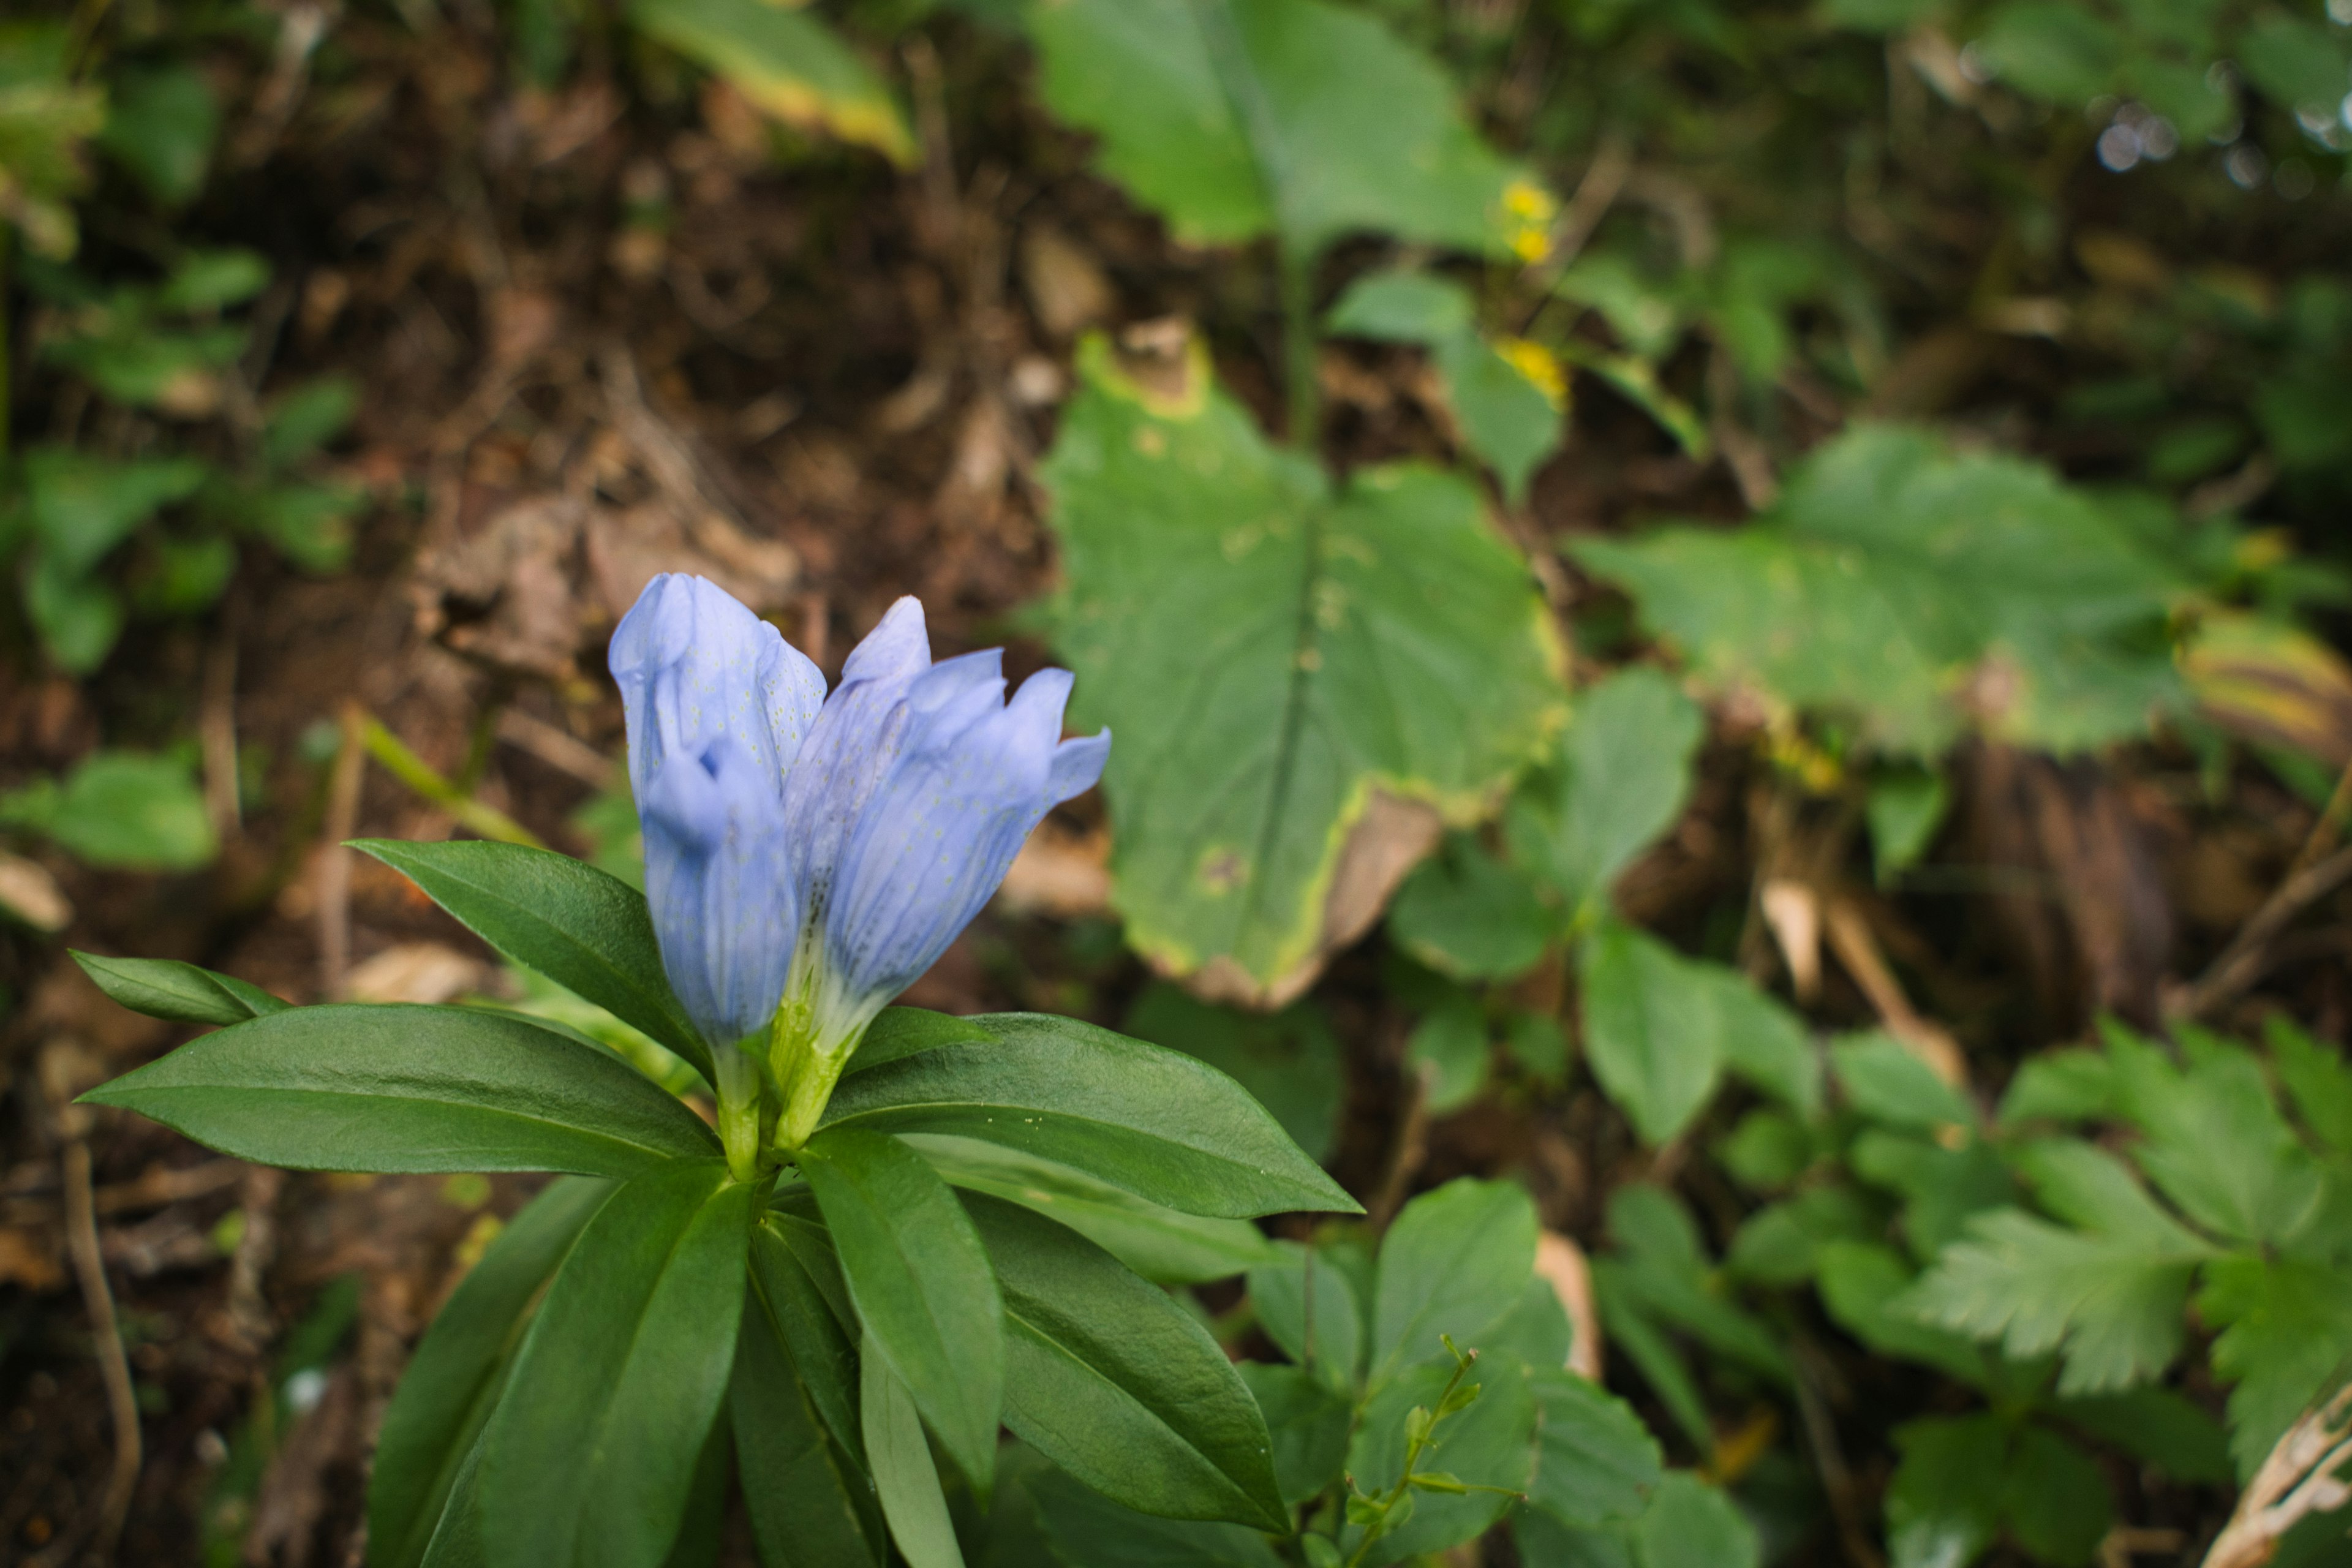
[
  {"x1": 1498, "y1": 178, "x2": 1559, "y2": 264},
  {"x1": 1495, "y1": 337, "x2": 1569, "y2": 410}
]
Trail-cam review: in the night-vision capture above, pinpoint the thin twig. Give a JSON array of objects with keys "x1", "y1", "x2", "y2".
[
  {"x1": 2177, "y1": 842, "x2": 2352, "y2": 1022},
  {"x1": 353, "y1": 707, "x2": 545, "y2": 848},
  {"x1": 1366, "y1": 1069, "x2": 1431, "y2": 1230},
  {"x1": 317, "y1": 708, "x2": 366, "y2": 1001},
  {"x1": 35, "y1": 1141, "x2": 142, "y2": 1567}
]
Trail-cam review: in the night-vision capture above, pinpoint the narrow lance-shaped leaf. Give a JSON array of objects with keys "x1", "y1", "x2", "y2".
[
  {"x1": 823, "y1": 1012, "x2": 1358, "y2": 1220},
  {"x1": 478, "y1": 1161, "x2": 753, "y2": 1568},
  {"x1": 81, "y1": 1004, "x2": 720, "y2": 1179},
  {"x1": 862, "y1": 1346, "x2": 967, "y2": 1568},
  {"x1": 965, "y1": 1193, "x2": 1288, "y2": 1530},
  {"x1": 733, "y1": 1292, "x2": 884, "y2": 1568},
  {"x1": 353, "y1": 838, "x2": 716, "y2": 1090},
  {"x1": 72, "y1": 949, "x2": 288, "y2": 1026},
  {"x1": 797, "y1": 1126, "x2": 1005, "y2": 1494}
]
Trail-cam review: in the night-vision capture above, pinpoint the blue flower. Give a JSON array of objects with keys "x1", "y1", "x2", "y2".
[
  {"x1": 611, "y1": 573, "x2": 824, "y2": 1047},
  {"x1": 610, "y1": 574, "x2": 1109, "y2": 1155}
]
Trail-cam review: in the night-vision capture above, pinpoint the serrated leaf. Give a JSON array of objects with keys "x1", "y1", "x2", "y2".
[
  {"x1": 1814, "y1": 1241, "x2": 1988, "y2": 1385},
  {"x1": 824, "y1": 1011, "x2": 1357, "y2": 1219},
  {"x1": 369, "y1": 1177, "x2": 611, "y2": 1568},
  {"x1": 2104, "y1": 1027, "x2": 2324, "y2": 1248},
  {"x1": 71, "y1": 951, "x2": 287, "y2": 1026},
  {"x1": 630, "y1": 0, "x2": 915, "y2": 164},
  {"x1": 1039, "y1": 334, "x2": 1564, "y2": 1003},
  {"x1": 799, "y1": 1127, "x2": 1005, "y2": 1493},
  {"x1": 1903, "y1": 1204, "x2": 2204, "y2": 1396},
  {"x1": 1370, "y1": 1177, "x2": 1538, "y2": 1382},
  {"x1": 1526, "y1": 1366, "x2": 1662, "y2": 1529},
  {"x1": 1025, "y1": 0, "x2": 1521, "y2": 257},
  {"x1": 2198, "y1": 1255, "x2": 2352, "y2": 1480},
  {"x1": 967, "y1": 1194, "x2": 1287, "y2": 1529},
  {"x1": 1630, "y1": 1472, "x2": 1758, "y2": 1568},
  {"x1": 1570, "y1": 424, "x2": 2185, "y2": 757},
  {"x1": 353, "y1": 839, "x2": 715, "y2": 1091},
  {"x1": 1883, "y1": 1414, "x2": 2004, "y2": 1568},
  {"x1": 478, "y1": 1162, "x2": 752, "y2": 1568},
  {"x1": 83, "y1": 1003, "x2": 721, "y2": 1177}
]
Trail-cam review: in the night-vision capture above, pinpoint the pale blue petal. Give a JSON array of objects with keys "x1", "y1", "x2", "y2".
[{"x1": 611, "y1": 573, "x2": 822, "y2": 1042}]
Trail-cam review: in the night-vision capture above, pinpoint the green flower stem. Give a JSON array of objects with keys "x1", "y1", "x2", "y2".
[
  {"x1": 710, "y1": 1040, "x2": 767, "y2": 1185},
  {"x1": 1341, "y1": 1341, "x2": 1480, "y2": 1568},
  {"x1": 766, "y1": 984, "x2": 866, "y2": 1153}
]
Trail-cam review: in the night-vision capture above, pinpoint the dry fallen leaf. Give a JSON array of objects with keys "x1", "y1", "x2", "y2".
[{"x1": 345, "y1": 943, "x2": 486, "y2": 1006}]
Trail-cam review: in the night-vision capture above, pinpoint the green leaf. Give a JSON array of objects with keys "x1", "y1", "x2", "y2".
[
  {"x1": 2053, "y1": 1388, "x2": 2232, "y2": 1486},
  {"x1": 1569, "y1": 424, "x2": 2185, "y2": 757},
  {"x1": 1027, "y1": 1464, "x2": 1286, "y2": 1567},
  {"x1": 851, "y1": 1006, "x2": 1000, "y2": 1072},
  {"x1": 1849, "y1": 1130, "x2": 2015, "y2": 1260},
  {"x1": 967, "y1": 1194, "x2": 1287, "y2": 1529},
  {"x1": 0, "y1": 749, "x2": 215, "y2": 868},
  {"x1": 1509, "y1": 666, "x2": 1703, "y2": 919},
  {"x1": 479, "y1": 1161, "x2": 752, "y2": 1568},
  {"x1": 1866, "y1": 767, "x2": 1949, "y2": 881},
  {"x1": 2000, "y1": 1425, "x2": 2112, "y2": 1567},
  {"x1": 798, "y1": 1127, "x2": 1005, "y2": 1493},
  {"x1": 1883, "y1": 1414, "x2": 2003, "y2": 1568},
  {"x1": 1248, "y1": 1240, "x2": 1365, "y2": 1388},
  {"x1": 1346, "y1": 1353, "x2": 1536, "y2": 1564},
  {"x1": 2268, "y1": 1016, "x2": 2352, "y2": 1159},
  {"x1": 1234, "y1": 1362, "x2": 1350, "y2": 1506},
  {"x1": 98, "y1": 62, "x2": 219, "y2": 205},
  {"x1": 1832, "y1": 1031, "x2": 1973, "y2": 1131},
  {"x1": 82, "y1": 1003, "x2": 721, "y2": 1177},
  {"x1": 2106, "y1": 1027, "x2": 2324, "y2": 1248},
  {"x1": 903, "y1": 1133, "x2": 1278, "y2": 1284},
  {"x1": 70, "y1": 951, "x2": 288, "y2": 1026},
  {"x1": 1970, "y1": 2, "x2": 2119, "y2": 104},
  {"x1": 1902, "y1": 1200, "x2": 2204, "y2": 1396},
  {"x1": 1125, "y1": 983, "x2": 1344, "y2": 1163},
  {"x1": 2237, "y1": 15, "x2": 2350, "y2": 115},
  {"x1": 159, "y1": 248, "x2": 270, "y2": 312},
  {"x1": 1370, "y1": 1177, "x2": 1538, "y2": 1382},
  {"x1": 1526, "y1": 1366, "x2": 1662, "y2": 1529},
  {"x1": 862, "y1": 1351, "x2": 964, "y2": 1568},
  {"x1": 1725, "y1": 1186, "x2": 1878, "y2": 1288},
  {"x1": 1629, "y1": 1472, "x2": 1757, "y2": 1568},
  {"x1": 1600, "y1": 1185, "x2": 1787, "y2": 1382},
  {"x1": 369, "y1": 1177, "x2": 611, "y2": 1568},
  {"x1": 752, "y1": 1213, "x2": 864, "y2": 1462},
  {"x1": 1387, "y1": 832, "x2": 1555, "y2": 982},
  {"x1": 1405, "y1": 987, "x2": 1491, "y2": 1115},
  {"x1": 21, "y1": 561, "x2": 123, "y2": 674},
  {"x1": 1813, "y1": 1241, "x2": 1987, "y2": 1385},
  {"x1": 2199, "y1": 1256, "x2": 2352, "y2": 1480},
  {"x1": 261, "y1": 377, "x2": 360, "y2": 469},
  {"x1": 630, "y1": 0, "x2": 916, "y2": 165},
  {"x1": 1039, "y1": 335, "x2": 1565, "y2": 1002},
  {"x1": 353, "y1": 839, "x2": 715, "y2": 1090},
  {"x1": 1024, "y1": 0, "x2": 1521, "y2": 257},
  {"x1": 714, "y1": 1351, "x2": 863, "y2": 1568},
  {"x1": 1997, "y1": 1048, "x2": 2116, "y2": 1128},
  {"x1": 1576, "y1": 921, "x2": 1720, "y2": 1145},
  {"x1": 823, "y1": 1011, "x2": 1357, "y2": 1220}
]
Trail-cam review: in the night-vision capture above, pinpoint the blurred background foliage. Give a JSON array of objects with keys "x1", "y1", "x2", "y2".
[{"x1": 8, "y1": 0, "x2": 2352, "y2": 1564}]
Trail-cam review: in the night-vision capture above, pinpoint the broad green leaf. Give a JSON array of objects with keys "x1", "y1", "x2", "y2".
[
  {"x1": 630, "y1": 0, "x2": 915, "y2": 164},
  {"x1": 21, "y1": 560, "x2": 123, "y2": 674},
  {"x1": 0, "y1": 749, "x2": 215, "y2": 868},
  {"x1": 1902, "y1": 1205, "x2": 2204, "y2": 1395},
  {"x1": 261, "y1": 377, "x2": 360, "y2": 469},
  {"x1": 903, "y1": 1133, "x2": 1276, "y2": 1284},
  {"x1": 752, "y1": 1213, "x2": 864, "y2": 1461},
  {"x1": 1039, "y1": 335, "x2": 1565, "y2": 1003},
  {"x1": 1576, "y1": 921, "x2": 1720, "y2": 1145},
  {"x1": 823, "y1": 1011, "x2": 1357, "y2": 1219},
  {"x1": 2199, "y1": 1256, "x2": 2352, "y2": 1480},
  {"x1": 1725, "y1": 1187, "x2": 1878, "y2": 1288},
  {"x1": 1387, "y1": 832, "x2": 1555, "y2": 982},
  {"x1": 851, "y1": 1006, "x2": 1000, "y2": 1072},
  {"x1": 1328, "y1": 270, "x2": 1562, "y2": 500},
  {"x1": 2000, "y1": 1425, "x2": 2112, "y2": 1567},
  {"x1": 1526, "y1": 1366, "x2": 1662, "y2": 1529},
  {"x1": 1850, "y1": 1130, "x2": 2015, "y2": 1260},
  {"x1": 1027, "y1": 1464, "x2": 1286, "y2": 1567},
  {"x1": 1997, "y1": 1048, "x2": 2116, "y2": 1128},
  {"x1": 732, "y1": 1298, "x2": 884, "y2": 1568},
  {"x1": 1629, "y1": 1472, "x2": 1758, "y2": 1568},
  {"x1": 1025, "y1": 0, "x2": 1521, "y2": 257},
  {"x1": 2054, "y1": 1388, "x2": 2231, "y2": 1487},
  {"x1": 1814, "y1": 1242, "x2": 1988, "y2": 1385},
  {"x1": 2105, "y1": 1027, "x2": 2324, "y2": 1248},
  {"x1": 2236, "y1": 15, "x2": 2350, "y2": 114},
  {"x1": 2268, "y1": 1016, "x2": 2352, "y2": 1158},
  {"x1": 21, "y1": 447, "x2": 208, "y2": 575},
  {"x1": 479, "y1": 1161, "x2": 752, "y2": 1568},
  {"x1": 1570, "y1": 424, "x2": 2185, "y2": 757},
  {"x1": 71, "y1": 951, "x2": 288, "y2": 1026},
  {"x1": 1832, "y1": 1032, "x2": 1973, "y2": 1131},
  {"x1": 99, "y1": 61, "x2": 218, "y2": 205},
  {"x1": 353, "y1": 839, "x2": 715, "y2": 1090},
  {"x1": 1509, "y1": 666, "x2": 1703, "y2": 921},
  {"x1": 83, "y1": 1003, "x2": 720, "y2": 1177},
  {"x1": 1234, "y1": 1362, "x2": 1349, "y2": 1506},
  {"x1": 1345, "y1": 1352, "x2": 1536, "y2": 1565},
  {"x1": 798, "y1": 1127, "x2": 1005, "y2": 1492},
  {"x1": 1482, "y1": 1275, "x2": 1575, "y2": 1368},
  {"x1": 1126, "y1": 984, "x2": 1344, "y2": 1162},
  {"x1": 1970, "y1": 2, "x2": 2120, "y2": 104},
  {"x1": 1404, "y1": 987, "x2": 1490, "y2": 1114},
  {"x1": 159, "y1": 248, "x2": 270, "y2": 312},
  {"x1": 1248, "y1": 1241, "x2": 1364, "y2": 1389},
  {"x1": 968, "y1": 1194, "x2": 1287, "y2": 1529},
  {"x1": 862, "y1": 1347, "x2": 966, "y2": 1568},
  {"x1": 1883, "y1": 1415, "x2": 2003, "y2": 1568},
  {"x1": 369, "y1": 1177, "x2": 611, "y2": 1568},
  {"x1": 1866, "y1": 767, "x2": 1949, "y2": 881},
  {"x1": 1370, "y1": 1177, "x2": 1538, "y2": 1381}
]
